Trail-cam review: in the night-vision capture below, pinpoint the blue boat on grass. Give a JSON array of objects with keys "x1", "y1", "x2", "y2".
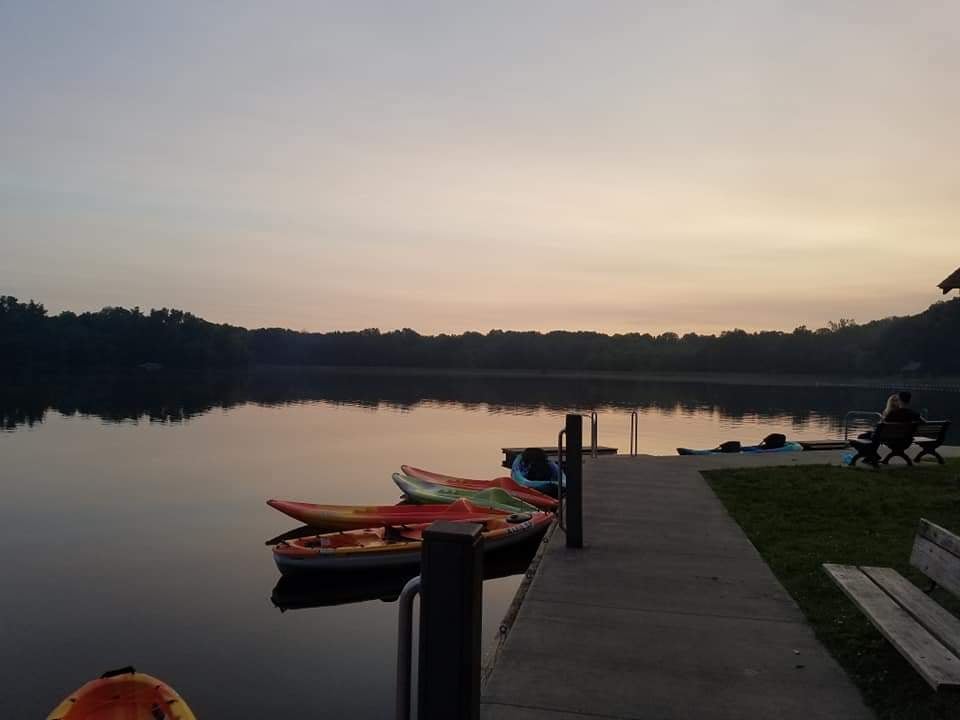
[{"x1": 676, "y1": 433, "x2": 803, "y2": 456}]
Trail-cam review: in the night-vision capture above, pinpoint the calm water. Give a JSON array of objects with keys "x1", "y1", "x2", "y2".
[{"x1": 2, "y1": 369, "x2": 958, "y2": 718}]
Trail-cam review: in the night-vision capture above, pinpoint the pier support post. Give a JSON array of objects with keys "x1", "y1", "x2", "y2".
[
  {"x1": 565, "y1": 413, "x2": 583, "y2": 548},
  {"x1": 418, "y1": 521, "x2": 483, "y2": 720}
]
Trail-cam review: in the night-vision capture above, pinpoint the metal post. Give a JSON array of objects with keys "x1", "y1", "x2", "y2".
[
  {"x1": 565, "y1": 413, "x2": 583, "y2": 549},
  {"x1": 417, "y1": 521, "x2": 483, "y2": 720}
]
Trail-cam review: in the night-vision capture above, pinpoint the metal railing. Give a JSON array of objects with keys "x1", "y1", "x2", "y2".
[
  {"x1": 396, "y1": 575, "x2": 422, "y2": 720},
  {"x1": 557, "y1": 427, "x2": 566, "y2": 532},
  {"x1": 843, "y1": 411, "x2": 882, "y2": 441},
  {"x1": 589, "y1": 411, "x2": 598, "y2": 458},
  {"x1": 629, "y1": 410, "x2": 639, "y2": 455}
]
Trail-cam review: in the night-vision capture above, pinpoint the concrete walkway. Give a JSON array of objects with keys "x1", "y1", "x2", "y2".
[{"x1": 481, "y1": 450, "x2": 880, "y2": 720}]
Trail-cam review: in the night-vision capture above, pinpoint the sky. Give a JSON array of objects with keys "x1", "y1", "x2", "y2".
[{"x1": 1, "y1": 1, "x2": 958, "y2": 335}]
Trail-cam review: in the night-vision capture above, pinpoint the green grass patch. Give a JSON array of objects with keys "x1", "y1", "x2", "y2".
[{"x1": 705, "y1": 460, "x2": 960, "y2": 720}]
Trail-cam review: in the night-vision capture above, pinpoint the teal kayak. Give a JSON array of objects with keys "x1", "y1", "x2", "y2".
[
  {"x1": 676, "y1": 441, "x2": 804, "y2": 456},
  {"x1": 510, "y1": 454, "x2": 564, "y2": 494},
  {"x1": 392, "y1": 473, "x2": 539, "y2": 512}
]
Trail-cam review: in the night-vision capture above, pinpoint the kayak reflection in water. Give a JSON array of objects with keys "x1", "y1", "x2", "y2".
[{"x1": 270, "y1": 531, "x2": 544, "y2": 611}]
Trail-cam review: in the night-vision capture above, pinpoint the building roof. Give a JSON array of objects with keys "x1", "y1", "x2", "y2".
[{"x1": 939, "y1": 267, "x2": 960, "y2": 294}]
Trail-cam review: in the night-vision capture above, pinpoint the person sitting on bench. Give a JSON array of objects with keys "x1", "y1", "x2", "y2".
[
  {"x1": 883, "y1": 391, "x2": 924, "y2": 423},
  {"x1": 857, "y1": 392, "x2": 924, "y2": 444}
]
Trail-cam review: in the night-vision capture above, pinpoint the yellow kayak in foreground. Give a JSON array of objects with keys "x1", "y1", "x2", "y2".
[{"x1": 47, "y1": 666, "x2": 197, "y2": 720}]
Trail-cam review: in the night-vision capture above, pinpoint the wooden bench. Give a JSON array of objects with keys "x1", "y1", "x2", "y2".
[
  {"x1": 848, "y1": 421, "x2": 918, "y2": 466},
  {"x1": 915, "y1": 420, "x2": 952, "y2": 465},
  {"x1": 823, "y1": 518, "x2": 960, "y2": 691}
]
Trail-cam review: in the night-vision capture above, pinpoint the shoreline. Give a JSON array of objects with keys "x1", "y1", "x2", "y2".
[
  {"x1": 8, "y1": 364, "x2": 960, "y2": 392},
  {"x1": 248, "y1": 364, "x2": 960, "y2": 391}
]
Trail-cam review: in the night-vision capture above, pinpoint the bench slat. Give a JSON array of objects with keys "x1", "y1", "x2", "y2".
[
  {"x1": 911, "y1": 536, "x2": 960, "y2": 599},
  {"x1": 916, "y1": 422, "x2": 949, "y2": 442},
  {"x1": 823, "y1": 563, "x2": 960, "y2": 690},
  {"x1": 861, "y1": 566, "x2": 960, "y2": 658},
  {"x1": 918, "y1": 519, "x2": 960, "y2": 558}
]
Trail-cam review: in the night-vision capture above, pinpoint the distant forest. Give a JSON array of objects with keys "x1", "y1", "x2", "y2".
[{"x1": 2, "y1": 295, "x2": 959, "y2": 376}]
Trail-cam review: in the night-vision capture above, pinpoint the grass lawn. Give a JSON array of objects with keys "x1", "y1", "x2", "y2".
[{"x1": 705, "y1": 460, "x2": 960, "y2": 720}]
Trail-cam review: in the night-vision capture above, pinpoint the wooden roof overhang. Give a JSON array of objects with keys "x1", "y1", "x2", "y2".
[{"x1": 938, "y1": 268, "x2": 960, "y2": 294}]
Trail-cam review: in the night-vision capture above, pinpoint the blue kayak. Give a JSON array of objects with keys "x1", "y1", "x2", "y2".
[
  {"x1": 676, "y1": 441, "x2": 804, "y2": 456},
  {"x1": 511, "y1": 454, "x2": 565, "y2": 493}
]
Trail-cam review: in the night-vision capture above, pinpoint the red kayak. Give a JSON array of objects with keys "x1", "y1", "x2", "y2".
[
  {"x1": 400, "y1": 465, "x2": 558, "y2": 511},
  {"x1": 267, "y1": 497, "x2": 511, "y2": 531}
]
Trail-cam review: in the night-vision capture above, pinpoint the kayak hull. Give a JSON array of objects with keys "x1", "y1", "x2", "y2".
[
  {"x1": 400, "y1": 464, "x2": 558, "y2": 510},
  {"x1": 273, "y1": 512, "x2": 552, "y2": 574},
  {"x1": 47, "y1": 668, "x2": 196, "y2": 720},
  {"x1": 267, "y1": 497, "x2": 509, "y2": 530},
  {"x1": 676, "y1": 441, "x2": 805, "y2": 456}
]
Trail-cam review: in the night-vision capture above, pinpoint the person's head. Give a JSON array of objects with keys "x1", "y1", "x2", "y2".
[
  {"x1": 898, "y1": 391, "x2": 913, "y2": 406},
  {"x1": 884, "y1": 393, "x2": 901, "y2": 416}
]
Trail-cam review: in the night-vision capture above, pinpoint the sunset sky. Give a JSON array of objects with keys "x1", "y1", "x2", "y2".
[{"x1": 2, "y1": 2, "x2": 957, "y2": 334}]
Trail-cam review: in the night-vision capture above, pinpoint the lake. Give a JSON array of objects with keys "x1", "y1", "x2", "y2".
[{"x1": 2, "y1": 368, "x2": 957, "y2": 718}]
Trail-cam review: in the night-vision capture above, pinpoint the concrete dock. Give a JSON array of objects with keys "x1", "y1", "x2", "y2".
[{"x1": 481, "y1": 450, "x2": 880, "y2": 720}]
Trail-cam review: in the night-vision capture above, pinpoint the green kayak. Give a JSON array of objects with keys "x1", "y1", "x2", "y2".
[{"x1": 392, "y1": 473, "x2": 539, "y2": 513}]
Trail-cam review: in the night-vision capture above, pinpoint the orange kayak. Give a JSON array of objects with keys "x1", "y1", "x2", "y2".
[
  {"x1": 47, "y1": 667, "x2": 196, "y2": 720},
  {"x1": 400, "y1": 465, "x2": 558, "y2": 511},
  {"x1": 273, "y1": 509, "x2": 553, "y2": 573},
  {"x1": 267, "y1": 496, "x2": 509, "y2": 530}
]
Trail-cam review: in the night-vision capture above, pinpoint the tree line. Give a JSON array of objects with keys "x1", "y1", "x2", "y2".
[{"x1": 2, "y1": 295, "x2": 958, "y2": 376}]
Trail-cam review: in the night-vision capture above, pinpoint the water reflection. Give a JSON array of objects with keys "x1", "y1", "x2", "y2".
[{"x1": 5, "y1": 367, "x2": 959, "y2": 434}]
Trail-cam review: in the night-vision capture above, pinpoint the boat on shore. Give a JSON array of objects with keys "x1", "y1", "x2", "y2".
[
  {"x1": 676, "y1": 434, "x2": 804, "y2": 456},
  {"x1": 676, "y1": 441, "x2": 804, "y2": 456}
]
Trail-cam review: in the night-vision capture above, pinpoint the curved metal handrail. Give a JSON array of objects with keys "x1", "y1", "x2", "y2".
[
  {"x1": 629, "y1": 410, "x2": 639, "y2": 456},
  {"x1": 396, "y1": 575, "x2": 423, "y2": 720},
  {"x1": 557, "y1": 428, "x2": 567, "y2": 531},
  {"x1": 843, "y1": 410, "x2": 882, "y2": 441},
  {"x1": 589, "y1": 411, "x2": 598, "y2": 458}
]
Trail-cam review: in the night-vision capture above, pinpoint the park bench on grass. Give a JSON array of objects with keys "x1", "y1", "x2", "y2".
[
  {"x1": 823, "y1": 519, "x2": 960, "y2": 691},
  {"x1": 848, "y1": 421, "x2": 917, "y2": 466},
  {"x1": 915, "y1": 420, "x2": 952, "y2": 465}
]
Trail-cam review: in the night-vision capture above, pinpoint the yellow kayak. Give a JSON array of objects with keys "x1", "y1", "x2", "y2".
[{"x1": 47, "y1": 667, "x2": 197, "y2": 720}]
